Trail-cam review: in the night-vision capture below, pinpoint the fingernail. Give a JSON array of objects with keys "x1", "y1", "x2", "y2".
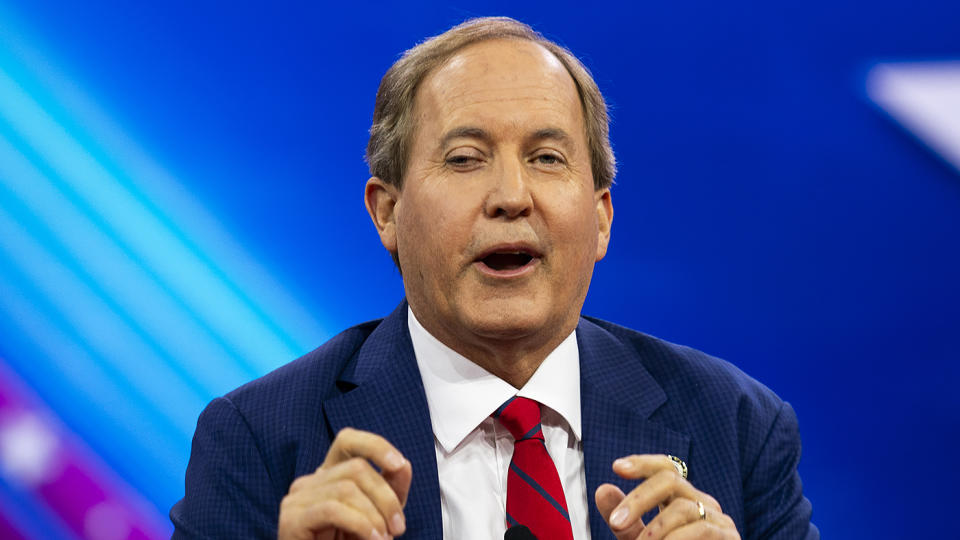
[
  {"x1": 614, "y1": 458, "x2": 633, "y2": 471},
  {"x1": 610, "y1": 507, "x2": 629, "y2": 527},
  {"x1": 385, "y1": 451, "x2": 405, "y2": 470},
  {"x1": 390, "y1": 512, "x2": 406, "y2": 534}
]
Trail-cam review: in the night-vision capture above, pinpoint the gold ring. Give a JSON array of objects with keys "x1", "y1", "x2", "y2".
[
  {"x1": 697, "y1": 500, "x2": 706, "y2": 520},
  {"x1": 667, "y1": 455, "x2": 688, "y2": 479}
]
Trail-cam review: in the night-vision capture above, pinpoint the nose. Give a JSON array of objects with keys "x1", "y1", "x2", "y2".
[{"x1": 484, "y1": 157, "x2": 533, "y2": 219}]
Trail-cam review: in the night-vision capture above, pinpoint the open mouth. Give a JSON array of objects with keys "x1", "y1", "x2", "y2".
[
  {"x1": 474, "y1": 245, "x2": 541, "y2": 276},
  {"x1": 480, "y1": 252, "x2": 534, "y2": 271}
]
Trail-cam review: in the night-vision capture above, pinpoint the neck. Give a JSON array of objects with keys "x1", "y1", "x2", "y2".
[{"x1": 411, "y1": 309, "x2": 576, "y2": 389}]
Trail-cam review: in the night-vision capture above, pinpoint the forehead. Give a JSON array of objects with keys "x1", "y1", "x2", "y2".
[{"x1": 414, "y1": 39, "x2": 584, "y2": 135}]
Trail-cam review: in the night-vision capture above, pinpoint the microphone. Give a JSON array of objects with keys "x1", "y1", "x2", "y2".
[{"x1": 504, "y1": 525, "x2": 538, "y2": 540}]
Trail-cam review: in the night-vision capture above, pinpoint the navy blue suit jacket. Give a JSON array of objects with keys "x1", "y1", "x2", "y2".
[{"x1": 171, "y1": 302, "x2": 817, "y2": 539}]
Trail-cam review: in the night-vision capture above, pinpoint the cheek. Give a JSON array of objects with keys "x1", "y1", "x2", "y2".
[
  {"x1": 552, "y1": 201, "x2": 599, "y2": 249},
  {"x1": 397, "y1": 195, "x2": 469, "y2": 268}
]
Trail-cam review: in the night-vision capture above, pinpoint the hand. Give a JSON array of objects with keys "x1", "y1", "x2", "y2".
[
  {"x1": 594, "y1": 454, "x2": 740, "y2": 540},
  {"x1": 278, "y1": 428, "x2": 412, "y2": 540}
]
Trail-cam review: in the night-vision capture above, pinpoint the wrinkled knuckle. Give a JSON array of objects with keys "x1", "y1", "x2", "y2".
[
  {"x1": 620, "y1": 488, "x2": 639, "y2": 506},
  {"x1": 670, "y1": 472, "x2": 687, "y2": 490},
  {"x1": 657, "y1": 469, "x2": 680, "y2": 489},
  {"x1": 344, "y1": 456, "x2": 369, "y2": 475},
  {"x1": 289, "y1": 473, "x2": 315, "y2": 492},
  {"x1": 288, "y1": 476, "x2": 305, "y2": 493},
  {"x1": 644, "y1": 517, "x2": 663, "y2": 536},
  {"x1": 332, "y1": 479, "x2": 361, "y2": 499},
  {"x1": 379, "y1": 487, "x2": 402, "y2": 510},
  {"x1": 310, "y1": 500, "x2": 338, "y2": 522},
  {"x1": 668, "y1": 466, "x2": 684, "y2": 481},
  {"x1": 658, "y1": 498, "x2": 679, "y2": 517},
  {"x1": 279, "y1": 494, "x2": 296, "y2": 516}
]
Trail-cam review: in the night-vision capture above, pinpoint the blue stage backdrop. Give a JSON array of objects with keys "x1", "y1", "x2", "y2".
[{"x1": 0, "y1": 1, "x2": 957, "y2": 538}]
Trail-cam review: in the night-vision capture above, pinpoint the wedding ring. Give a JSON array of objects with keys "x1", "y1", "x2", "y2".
[{"x1": 697, "y1": 500, "x2": 706, "y2": 520}]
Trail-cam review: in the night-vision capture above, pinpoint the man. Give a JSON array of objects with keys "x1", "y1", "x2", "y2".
[{"x1": 171, "y1": 17, "x2": 817, "y2": 540}]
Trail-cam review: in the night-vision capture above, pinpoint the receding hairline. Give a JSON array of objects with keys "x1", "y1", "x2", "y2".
[
  {"x1": 429, "y1": 35, "x2": 568, "y2": 73},
  {"x1": 366, "y1": 16, "x2": 616, "y2": 191},
  {"x1": 415, "y1": 36, "x2": 582, "y2": 105},
  {"x1": 406, "y1": 38, "x2": 593, "y2": 178}
]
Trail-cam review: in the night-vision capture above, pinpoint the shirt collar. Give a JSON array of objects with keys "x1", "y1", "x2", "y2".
[{"x1": 408, "y1": 306, "x2": 582, "y2": 453}]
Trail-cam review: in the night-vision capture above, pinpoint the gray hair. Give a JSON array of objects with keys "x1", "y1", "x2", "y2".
[{"x1": 366, "y1": 16, "x2": 616, "y2": 190}]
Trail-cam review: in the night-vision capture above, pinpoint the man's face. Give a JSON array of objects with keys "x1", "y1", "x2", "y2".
[{"x1": 367, "y1": 39, "x2": 613, "y2": 355}]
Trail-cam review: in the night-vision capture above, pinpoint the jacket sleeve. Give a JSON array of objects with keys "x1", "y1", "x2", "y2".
[
  {"x1": 170, "y1": 396, "x2": 280, "y2": 539},
  {"x1": 743, "y1": 401, "x2": 819, "y2": 540}
]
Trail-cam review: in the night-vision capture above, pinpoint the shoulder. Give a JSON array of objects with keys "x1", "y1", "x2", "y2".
[
  {"x1": 582, "y1": 316, "x2": 785, "y2": 420},
  {"x1": 579, "y1": 316, "x2": 796, "y2": 487},
  {"x1": 226, "y1": 318, "x2": 382, "y2": 409},
  {"x1": 581, "y1": 317, "x2": 816, "y2": 538},
  {"x1": 173, "y1": 318, "x2": 392, "y2": 536},
  {"x1": 207, "y1": 318, "x2": 386, "y2": 479}
]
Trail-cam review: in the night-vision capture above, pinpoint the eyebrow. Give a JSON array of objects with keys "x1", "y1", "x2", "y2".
[
  {"x1": 529, "y1": 128, "x2": 574, "y2": 150},
  {"x1": 440, "y1": 126, "x2": 493, "y2": 150},
  {"x1": 440, "y1": 126, "x2": 574, "y2": 150}
]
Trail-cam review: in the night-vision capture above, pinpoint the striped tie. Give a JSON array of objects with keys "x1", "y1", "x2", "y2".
[{"x1": 493, "y1": 396, "x2": 574, "y2": 540}]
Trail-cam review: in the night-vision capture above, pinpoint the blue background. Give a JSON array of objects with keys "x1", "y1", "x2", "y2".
[{"x1": 1, "y1": 1, "x2": 958, "y2": 538}]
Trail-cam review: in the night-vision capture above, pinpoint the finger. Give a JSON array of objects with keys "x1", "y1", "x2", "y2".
[
  {"x1": 322, "y1": 458, "x2": 406, "y2": 536},
  {"x1": 328, "y1": 479, "x2": 390, "y2": 535},
  {"x1": 641, "y1": 498, "x2": 702, "y2": 540},
  {"x1": 279, "y1": 498, "x2": 382, "y2": 540},
  {"x1": 282, "y1": 477, "x2": 387, "y2": 537},
  {"x1": 613, "y1": 455, "x2": 724, "y2": 514},
  {"x1": 323, "y1": 427, "x2": 412, "y2": 533},
  {"x1": 612, "y1": 454, "x2": 683, "y2": 481},
  {"x1": 662, "y1": 520, "x2": 732, "y2": 540},
  {"x1": 607, "y1": 469, "x2": 705, "y2": 532},
  {"x1": 325, "y1": 428, "x2": 409, "y2": 475},
  {"x1": 595, "y1": 484, "x2": 645, "y2": 539},
  {"x1": 594, "y1": 483, "x2": 625, "y2": 522},
  {"x1": 651, "y1": 499, "x2": 739, "y2": 540},
  {"x1": 382, "y1": 455, "x2": 412, "y2": 508}
]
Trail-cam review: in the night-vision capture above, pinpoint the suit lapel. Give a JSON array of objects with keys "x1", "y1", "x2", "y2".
[
  {"x1": 321, "y1": 309, "x2": 691, "y2": 539},
  {"x1": 323, "y1": 302, "x2": 443, "y2": 538},
  {"x1": 578, "y1": 319, "x2": 691, "y2": 539}
]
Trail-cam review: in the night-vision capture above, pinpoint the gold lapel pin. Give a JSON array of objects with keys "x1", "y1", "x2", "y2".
[{"x1": 667, "y1": 455, "x2": 688, "y2": 479}]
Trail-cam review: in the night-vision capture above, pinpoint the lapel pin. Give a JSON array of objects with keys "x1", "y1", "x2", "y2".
[{"x1": 667, "y1": 455, "x2": 688, "y2": 479}]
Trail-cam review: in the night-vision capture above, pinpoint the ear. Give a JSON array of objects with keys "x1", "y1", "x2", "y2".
[
  {"x1": 594, "y1": 188, "x2": 613, "y2": 261},
  {"x1": 365, "y1": 177, "x2": 400, "y2": 254}
]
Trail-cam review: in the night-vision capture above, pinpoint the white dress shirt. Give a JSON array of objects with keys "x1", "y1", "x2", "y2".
[{"x1": 408, "y1": 307, "x2": 591, "y2": 540}]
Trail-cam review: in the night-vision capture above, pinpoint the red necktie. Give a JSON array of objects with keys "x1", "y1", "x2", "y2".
[{"x1": 493, "y1": 396, "x2": 574, "y2": 540}]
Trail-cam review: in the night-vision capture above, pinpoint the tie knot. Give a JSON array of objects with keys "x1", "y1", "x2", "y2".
[{"x1": 493, "y1": 396, "x2": 543, "y2": 442}]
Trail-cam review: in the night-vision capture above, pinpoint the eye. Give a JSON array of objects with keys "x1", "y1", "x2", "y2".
[
  {"x1": 444, "y1": 148, "x2": 485, "y2": 170},
  {"x1": 533, "y1": 152, "x2": 565, "y2": 166},
  {"x1": 446, "y1": 155, "x2": 477, "y2": 166}
]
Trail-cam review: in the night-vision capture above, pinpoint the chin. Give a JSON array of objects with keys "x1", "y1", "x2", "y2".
[{"x1": 460, "y1": 298, "x2": 555, "y2": 341}]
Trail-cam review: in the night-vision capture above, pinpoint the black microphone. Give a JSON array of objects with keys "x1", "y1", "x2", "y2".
[{"x1": 504, "y1": 525, "x2": 538, "y2": 540}]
